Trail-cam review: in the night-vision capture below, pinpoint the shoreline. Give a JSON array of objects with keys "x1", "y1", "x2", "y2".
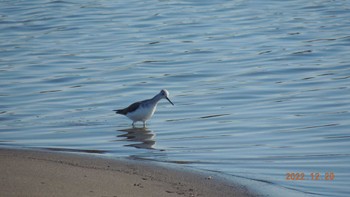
[{"x1": 0, "y1": 148, "x2": 258, "y2": 197}]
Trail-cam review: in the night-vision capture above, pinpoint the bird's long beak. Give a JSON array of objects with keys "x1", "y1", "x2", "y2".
[{"x1": 166, "y1": 97, "x2": 174, "y2": 105}]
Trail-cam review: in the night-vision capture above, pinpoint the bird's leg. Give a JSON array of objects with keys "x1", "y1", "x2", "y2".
[
  {"x1": 132, "y1": 122, "x2": 135, "y2": 128},
  {"x1": 142, "y1": 121, "x2": 146, "y2": 128}
]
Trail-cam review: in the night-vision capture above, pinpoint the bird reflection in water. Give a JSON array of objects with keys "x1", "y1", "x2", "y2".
[{"x1": 117, "y1": 127, "x2": 155, "y2": 149}]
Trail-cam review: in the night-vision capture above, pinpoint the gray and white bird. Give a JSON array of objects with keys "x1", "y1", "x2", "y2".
[{"x1": 114, "y1": 89, "x2": 174, "y2": 127}]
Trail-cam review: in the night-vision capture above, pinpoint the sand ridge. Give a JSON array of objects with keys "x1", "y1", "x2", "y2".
[{"x1": 0, "y1": 148, "x2": 257, "y2": 197}]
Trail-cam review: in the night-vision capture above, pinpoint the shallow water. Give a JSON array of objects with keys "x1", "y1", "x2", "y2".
[{"x1": 1, "y1": 0, "x2": 350, "y2": 196}]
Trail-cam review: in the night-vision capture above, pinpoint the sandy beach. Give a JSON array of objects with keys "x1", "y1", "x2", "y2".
[{"x1": 0, "y1": 148, "x2": 257, "y2": 197}]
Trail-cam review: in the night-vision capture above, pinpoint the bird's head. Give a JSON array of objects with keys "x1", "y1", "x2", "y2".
[{"x1": 160, "y1": 89, "x2": 174, "y2": 105}]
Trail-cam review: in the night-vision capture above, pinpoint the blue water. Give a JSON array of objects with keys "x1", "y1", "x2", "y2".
[{"x1": 1, "y1": 0, "x2": 350, "y2": 196}]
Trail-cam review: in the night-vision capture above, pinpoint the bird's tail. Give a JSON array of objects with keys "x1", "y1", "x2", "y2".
[{"x1": 113, "y1": 109, "x2": 124, "y2": 115}]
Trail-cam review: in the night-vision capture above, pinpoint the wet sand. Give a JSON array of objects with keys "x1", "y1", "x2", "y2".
[{"x1": 0, "y1": 148, "x2": 257, "y2": 197}]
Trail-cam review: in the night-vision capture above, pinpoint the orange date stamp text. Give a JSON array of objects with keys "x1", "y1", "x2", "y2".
[{"x1": 286, "y1": 172, "x2": 335, "y2": 181}]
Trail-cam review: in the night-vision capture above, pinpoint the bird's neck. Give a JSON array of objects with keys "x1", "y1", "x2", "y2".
[{"x1": 150, "y1": 94, "x2": 162, "y2": 104}]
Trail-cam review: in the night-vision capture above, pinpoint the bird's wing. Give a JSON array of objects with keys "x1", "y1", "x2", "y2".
[{"x1": 115, "y1": 102, "x2": 141, "y2": 115}]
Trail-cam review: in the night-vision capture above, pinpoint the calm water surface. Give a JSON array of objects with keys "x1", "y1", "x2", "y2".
[{"x1": 1, "y1": 0, "x2": 350, "y2": 196}]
